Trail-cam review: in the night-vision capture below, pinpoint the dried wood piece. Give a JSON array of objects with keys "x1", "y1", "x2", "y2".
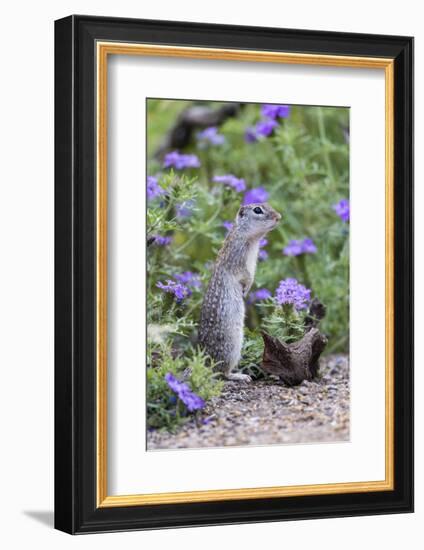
[
  {"x1": 261, "y1": 328, "x2": 327, "y2": 386},
  {"x1": 155, "y1": 103, "x2": 243, "y2": 157},
  {"x1": 261, "y1": 299, "x2": 328, "y2": 386}
]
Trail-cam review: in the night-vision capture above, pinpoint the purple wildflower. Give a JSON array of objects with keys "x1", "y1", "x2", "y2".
[
  {"x1": 176, "y1": 200, "x2": 195, "y2": 218},
  {"x1": 248, "y1": 288, "x2": 272, "y2": 304},
  {"x1": 333, "y1": 199, "x2": 350, "y2": 222},
  {"x1": 283, "y1": 240, "x2": 303, "y2": 256},
  {"x1": 213, "y1": 174, "x2": 246, "y2": 192},
  {"x1": 164, "y1": 372, "x2": 185, "y2": 394},
  {"x1": 222, "y1": 221, "x2": 234, "y2": 232},
  {"x1": 283, "y1": 237, "x2": 317, "y2": 256},
  {"x1": 197, "y1": 126, "x2": 226, "y2": 146},
  {"x1": 163, "y1": 151, "x2": 201, "y2": 170},
  {"x1": 165, "y1": 373, "x2": 205, "y2": 412},
  {"x1": 147, "y1": 176, "x2": 165, "y2": 201},
  {"x1": 255, "y1": 288, "x2": 272, "y2": 300},
  {"x1": 302, "y1": 238, "x2": 317, "y2": 254},
  {"x1": 243, "y1": 186, "x2": 269, "y2": 205},
  {"x1": 165, "y1": 372, "x2": 188, "y2": 395},
  {"x1": 175, "y1": 271, "x2": 201, "y2": 289},
  {"x1": 261, "y1": 104, "x2": 290, "y2": 119},
  {"x1": 156, "y1": 280, "x2": 191, "y2": 302},
  {"x1": 154, "y1": 235, "x2": 172, "y2": 246},
  {"x1": 244, "y1": 119, "x2": 277, "y2": 142},
  {"x1": 245, "y1": 127, "x2": 258, "y2": 143},
  {"x1": 182, "y1": 391, "x2": 205, "y2": 412},
  {"x1": 275, "y1": 278, "x2": 311, "y2": 311},
  {"x1": 255, "y1": 119, "x2": 278, "y2": 137}
]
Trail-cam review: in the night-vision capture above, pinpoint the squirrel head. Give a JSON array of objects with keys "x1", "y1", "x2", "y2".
[{"x1": 235, "y1": 203, "x2": 281, "y2": 239}]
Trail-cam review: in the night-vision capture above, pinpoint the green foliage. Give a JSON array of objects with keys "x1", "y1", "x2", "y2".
[
  {"x1": 147, "y1": 342, "x2": 223, "y2": 431},
  {"x1": 146, "y1": 99, "x2": 349, "y2": 428}
]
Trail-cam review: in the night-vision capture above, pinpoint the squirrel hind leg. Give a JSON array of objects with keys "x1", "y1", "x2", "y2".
[
  {"x1": 222, "y1": 334, "x2": 251, "y2": 382},
  {"x1": 224, "y1": 357, "x2": 251, "y2": 382}
]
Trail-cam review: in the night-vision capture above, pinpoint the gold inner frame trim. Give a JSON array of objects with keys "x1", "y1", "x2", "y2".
[{"x1": 96, "y1": 42, "x2": 395, "y2": 508}]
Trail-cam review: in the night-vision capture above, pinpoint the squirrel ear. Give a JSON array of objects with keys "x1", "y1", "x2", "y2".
[{"x1": 238, "y1": 206, "x2": 246, "y2": 218}]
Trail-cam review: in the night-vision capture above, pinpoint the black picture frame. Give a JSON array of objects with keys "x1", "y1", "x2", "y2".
[{"x1": 55, "y1": 14, "x2": 414, "y2": 534}]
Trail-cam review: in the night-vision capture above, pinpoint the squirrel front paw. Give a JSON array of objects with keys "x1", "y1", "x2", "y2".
[{"x1": 239, "y1": 274, "x2": 253, "y2": 298}]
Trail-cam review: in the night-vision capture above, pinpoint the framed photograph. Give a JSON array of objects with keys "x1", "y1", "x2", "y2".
[{"x1": 54, "y1": 15, "x2": 414, "y2": 534}]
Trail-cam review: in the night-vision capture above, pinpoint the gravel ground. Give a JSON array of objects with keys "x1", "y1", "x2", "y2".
[{"x1": 147, "y1": 354, "x2": 349, "y2": 450}]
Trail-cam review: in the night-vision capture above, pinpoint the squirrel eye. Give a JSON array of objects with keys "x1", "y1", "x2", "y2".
[{"x1": 253, "y1": 207, "x2": 263, "y2": 215}]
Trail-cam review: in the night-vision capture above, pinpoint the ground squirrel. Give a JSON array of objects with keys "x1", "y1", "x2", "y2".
[{"x1": 199, "y1": 203, "x2": 281, "y2": 382}]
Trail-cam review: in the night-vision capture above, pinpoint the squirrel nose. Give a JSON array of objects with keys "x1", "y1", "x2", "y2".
[{"x1": 273, "y1": 212, "x2": 282, "y2": 221}]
